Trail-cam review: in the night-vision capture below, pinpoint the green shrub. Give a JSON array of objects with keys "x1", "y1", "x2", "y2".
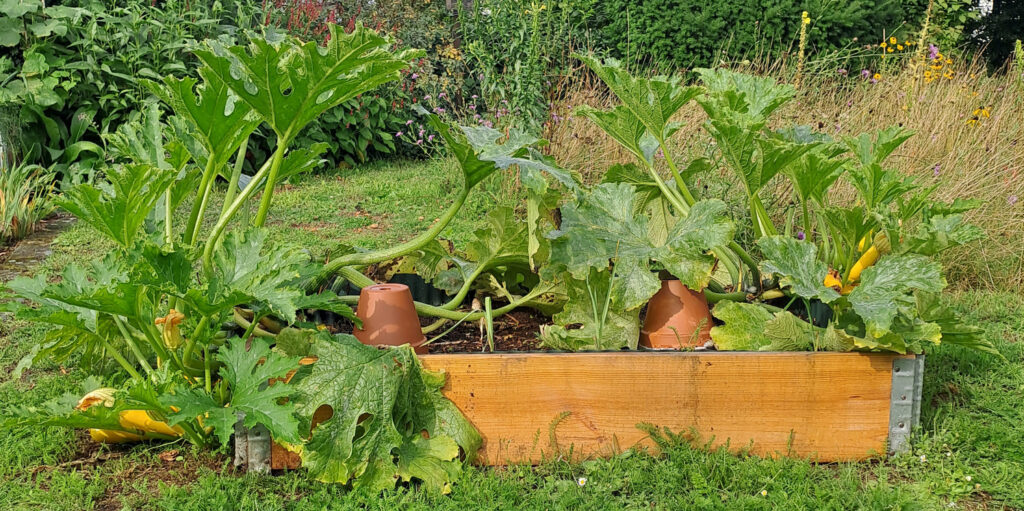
[{"x1": 594, "y1": 0, "x2": 924, "y2": 69}]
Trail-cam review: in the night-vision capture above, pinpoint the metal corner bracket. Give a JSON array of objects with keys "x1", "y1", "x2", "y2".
[{"x1": 888, "y1": 354, "x2": 925, "y2": 456}]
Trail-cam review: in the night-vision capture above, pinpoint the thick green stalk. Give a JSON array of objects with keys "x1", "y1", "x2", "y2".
[
  {"x1": 310, "y1": 189, "x2": 471, "y2": 291},
  {"x1": 801, "y1": 199, "x2": 813, "y2": 242},
  {"x1": 181, "y1": 315, "x2": 209, "y2": 368},
  {"x1": 164, "y1": 190, "x2": 173, "y2": 244},
  {"x1": 184, "y1": 158, "x2": 217, "y2": 246},
  {"x1": 220, "y1": 135, "x2": 249, "y2": 220},
  {"x1": 99, "y1": 337, "x2": 144, "y2": 381},
  {"x1": 254, "y1": 142, "x2": 288, "y2": 228},
  {"x1": 113, "y1": 316, "x2": 154, "y2": 378},
  {"x1": 336, "y1": 282, "x2": 553, "y2": 321},
  {"x1": 201, "y1": 157, "x2": 274, "y2": 275},
  {"x1": 703, "y1": 290, "x2": 748, "y2": 304},
  {"x1": 660, "y1": 144, "x2": 697, "y2": 206},
  {"x1": 729, "y1": 241, "x2": 761, "y2": 288},
  {"x1": 643, "y1": 161, "x2": 689, "y2": 216},
  {"x1": 750, "y1": 194, "x2": 778, "y2": 238}
]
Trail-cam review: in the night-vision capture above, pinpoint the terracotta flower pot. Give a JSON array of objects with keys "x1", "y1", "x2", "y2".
[
  {"x1": 640, "y1": 280, "x2": 713, "y2": 349},
  {"x1": 353, "y1": 283, "x2": 428, "y2": 354}
]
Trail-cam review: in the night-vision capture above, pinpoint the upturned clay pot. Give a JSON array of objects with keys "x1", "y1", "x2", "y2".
[
  {"x1": 640, "y1": 280, "x2": 713, "y2": 349},
  {"x1": 353, "y1": 283, "x2": 428, "y2": 354}
]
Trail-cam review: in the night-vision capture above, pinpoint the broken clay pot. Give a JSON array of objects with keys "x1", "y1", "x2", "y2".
[{"x1": 640, "y1": 280, "x2": 713, "y2": 349}]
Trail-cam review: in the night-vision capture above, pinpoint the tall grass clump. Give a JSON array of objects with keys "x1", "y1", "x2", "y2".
[
  {"x1": 0, "y1": 163, "x2": 54, "y2": 245},
  {"x1": 543, "y1": 52, "x2": 1024, "y2": 290}
]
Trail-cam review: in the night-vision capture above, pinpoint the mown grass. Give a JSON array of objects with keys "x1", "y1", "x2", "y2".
[{"x1": 1, "y1": 162, "x2": 1022, "y2": 510}]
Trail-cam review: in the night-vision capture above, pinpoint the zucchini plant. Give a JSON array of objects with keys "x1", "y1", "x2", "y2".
[{"x1": 2, "y1": 25, "x2": 483, "y2": 490}]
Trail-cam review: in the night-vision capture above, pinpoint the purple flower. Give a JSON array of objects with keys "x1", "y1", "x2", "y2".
[
  {"x1": 870, "y1": 77, "x2": 879, "y2": 84},
  {"x1": 1009, "y1": 195, "x2": 1019, "y2": 206},
  {"x1": 395, "y1": 131, "x2": 403, "y2": 137},
  {"x1": 405, "y1": 119, "x2": 414, "y2": 125},
  {"x1": 418, "y1": 129, "x2": 425, "y2": 137},
  {"x1": 796, "y1": 231, "x2": 805, "y2": 241},
  {"x1": 502, "y1": 99, "x2": 509, "y2": 104},
  {"x1": 471, "y1": 94, "x2": 478, "y2": 99},
  {"x1": 424, "y1": 95, "x2": 432, "y2": 101},
  {"x1": 474, "y1": 113, "x2": 481, "y2": 120},
  {"x1": 410, "y1": 73, "x2": 419, "y2": 80},
  {"x1": 861, "y1": 69, "x2": 871, "y2": 79},
  {"x1": 427, "y1": 134, "x2": 434, "y2": 142},
  {"x1": 847, "y1": 100, "x2": 854, "y2": 107},
  {"x1": 837, "y1": 68, "x2": 848, "y2": 75},
  {"x1": 468, "y1": 104, "x2": 476, "y2": 110},
  {"x1": 438, "y1": 92, "x2": 447, "y2": 98},
  {"x1": 433, "y1": 107, "x2": 445, "y2": 114},
  {"x1": 482, "y1": 120, "x2": 493, "y2": 128},
  {"x1": 928, "y1": 44, "x2": 939, "y2": 60},
  {"x1": 933, "y1": 163, "x2": 941, "y2": 176},
  {"x1": 415, "y1": 139, "x2": 423, "y2": 145}
]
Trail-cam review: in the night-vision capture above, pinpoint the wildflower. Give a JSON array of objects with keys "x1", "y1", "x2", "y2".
[
  {"x1": 837, "y1": 68, "x2": 847, "y2": 75},
  {"x1": 155, "y1": 309, "x2": 185, "y2": 349},
  {"x1": 965, "y1": 475, "x2": 972, "y2": 481},
  {"x1": 1009, "y1": 195, "x2": 1018, "y2": 206},
  {"x1": 410, "y1": 73, "x2": 419, "y2": 80},
  {"x1": 438, "y1": 92, "x2": 447, "y2": 99},
  {"x1": 468, "y1": 104, "x2": 476, "y2": 110},
  {"x1": 405, "y1": 119, "x2": 414, "y2": 125},
  {"x1": 796, "y1": 231, "x2": 805, "y2": 240},
  {"x1": 395, "y1": 131, "x2": 403, "y2": 137},
  {"x1": 433, "y1": 107, "x2": 445, "y2": 114},
  {"x1": 928, "y1": 44, "x2": 939, "y2": 60},
  {"x1": 933, "y1": 164, "x2": 941, "y2": 176},
  {"x1": 880, "y1": 42, "x2": 888, "y2": 49},
  {"x1": 482, "y1": 120, "x2": 493, "y2": 128},
  {"x1": 861, "y1": 69, "x2": 871, "y2": 79},
  {"x1": 801, "y1": 11, "x2": 810, "y2": 25},
  {"x1": 887, "y1": 47, "x2": 894, "y2": 53},
  {"x1": 424, "y1": 94, "x2": 431, "y2": 101},
  {"x1": 873, "y1": 73, "x2": 882, "y2": 81},
  {"x1": 577, "y1": 477, "x2": 587, "y2": 486},
  {"x1": 890, "y1": 36, "x2": 897, "y2": 45},
  {"x1": 415, "y1": 139, "x2": 423, "y2": 145},
  {"x1": 897, "y1": 44, "x2": 904, "y2": 51},
  {"x1": 419, "y1": 129, "x2": 425, "y2": 137},
  {"x1": 920, "y1": 455, "x2": 928, "y2": 463},
  {"x1": 427, "y1": 134, "x2": 434, "y2": 142},
  {"x1": 760, "y1": 490, "x2": 768, "y2": 496}
]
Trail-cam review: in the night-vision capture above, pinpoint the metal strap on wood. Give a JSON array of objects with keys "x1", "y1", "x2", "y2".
[
  {"x1": 234, "y1": 414, "x2": 271, "y2": 473},
  {"x1": 888, "y1": 355, "x2": 925, "y2": 456}
]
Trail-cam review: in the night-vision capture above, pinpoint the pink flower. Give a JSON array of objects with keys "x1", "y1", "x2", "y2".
[
  {"x1": 438, "y1": 92, "x2": 447, "y2": 98},
  {"x1": 395, "y1": 131, "x2": 403, "y2": 137},
  {"x1": 427, "y1": 134, "x2": 435, "y2": 142},
  {"x1": 415, "y1": 139, "x2": 423, "y2": 145},
  {"x1": 928, "y1": 44, "x2": 939, "y2": 60},
  {"x1": 424, "y1": 95, "x2": 431, "y2": 101},
  {"x1": 410, "y1": 73, "x2": 419, "y2": 79},
  {"x1": 405, "y1": 119, "x2": 414, "y2": 125},
  {"x1": 933, "y1": 164, "x2": 941, "y2": 176},
  {"x1": 1010, "y1": 195, "x2": 1019, "y2": 206},
  {"x1": 861, "y1": 69, "x2": 871, "y2": 79}
]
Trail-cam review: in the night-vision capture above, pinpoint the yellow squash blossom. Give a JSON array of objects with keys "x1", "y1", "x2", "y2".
[{"x1": 155, "y1": 309, "x2": 185, "y2": 349}]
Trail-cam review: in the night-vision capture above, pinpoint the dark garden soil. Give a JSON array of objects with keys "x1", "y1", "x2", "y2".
[{"x1": 422, "y1": 309, "x2": 553, "y2": 353}]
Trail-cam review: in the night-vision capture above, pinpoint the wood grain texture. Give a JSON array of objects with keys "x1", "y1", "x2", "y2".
[{"x1": 419, "y1": 352, "x2": 904, "y2": 465}]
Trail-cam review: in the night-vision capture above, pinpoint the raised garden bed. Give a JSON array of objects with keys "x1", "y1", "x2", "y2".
[{"x1": 265, "y1": 350, "x2": 923, "y2": 470}]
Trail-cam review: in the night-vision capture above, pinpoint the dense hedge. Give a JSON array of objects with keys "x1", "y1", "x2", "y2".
[{"x1": 594, "y1": 0, "x2": 926, "y2": 68}]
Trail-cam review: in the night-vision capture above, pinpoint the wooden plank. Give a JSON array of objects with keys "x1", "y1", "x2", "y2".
[{"x1": 420, "y1": 352, "x2": 903, "y2": 465}]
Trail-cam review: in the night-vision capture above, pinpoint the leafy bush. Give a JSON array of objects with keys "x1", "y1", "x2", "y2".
[
  {"x1": 0, "y1": 0, "x2": 261, "y2": 177},
  {"x1": 594, "y1": 0, "x2": 924, "y2": 69},
  {"x1": 965, "y1": 0, "x2": 1024, "y2": 67}
]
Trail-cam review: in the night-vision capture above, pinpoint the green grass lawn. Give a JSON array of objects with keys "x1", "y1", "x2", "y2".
[{"x1": 1, "y1": 160, "x2": 1022, "y2": 510}]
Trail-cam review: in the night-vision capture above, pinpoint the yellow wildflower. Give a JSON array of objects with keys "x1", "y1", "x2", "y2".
[
  {"x1": 889, "y1": 36, "x2": 897, "y2": 44},
  {"x1": 887, "y1": 47, "x2": 894, "y2": 53},
  {"x1": 155, "y1": 309, "x2": 186, "y2": 349},
  {"x1": 873, "y1": 73, "x2": 882, "y2": 81},
  {"x1": 897, "y1": 44, "x2": 904, "y2": 51},
  {"x1": 880, "y1": 42, "x2": 888, "y2": 48},
  {"x1": 801, "y1": 11, "x2": 810, "y2": 25}
]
